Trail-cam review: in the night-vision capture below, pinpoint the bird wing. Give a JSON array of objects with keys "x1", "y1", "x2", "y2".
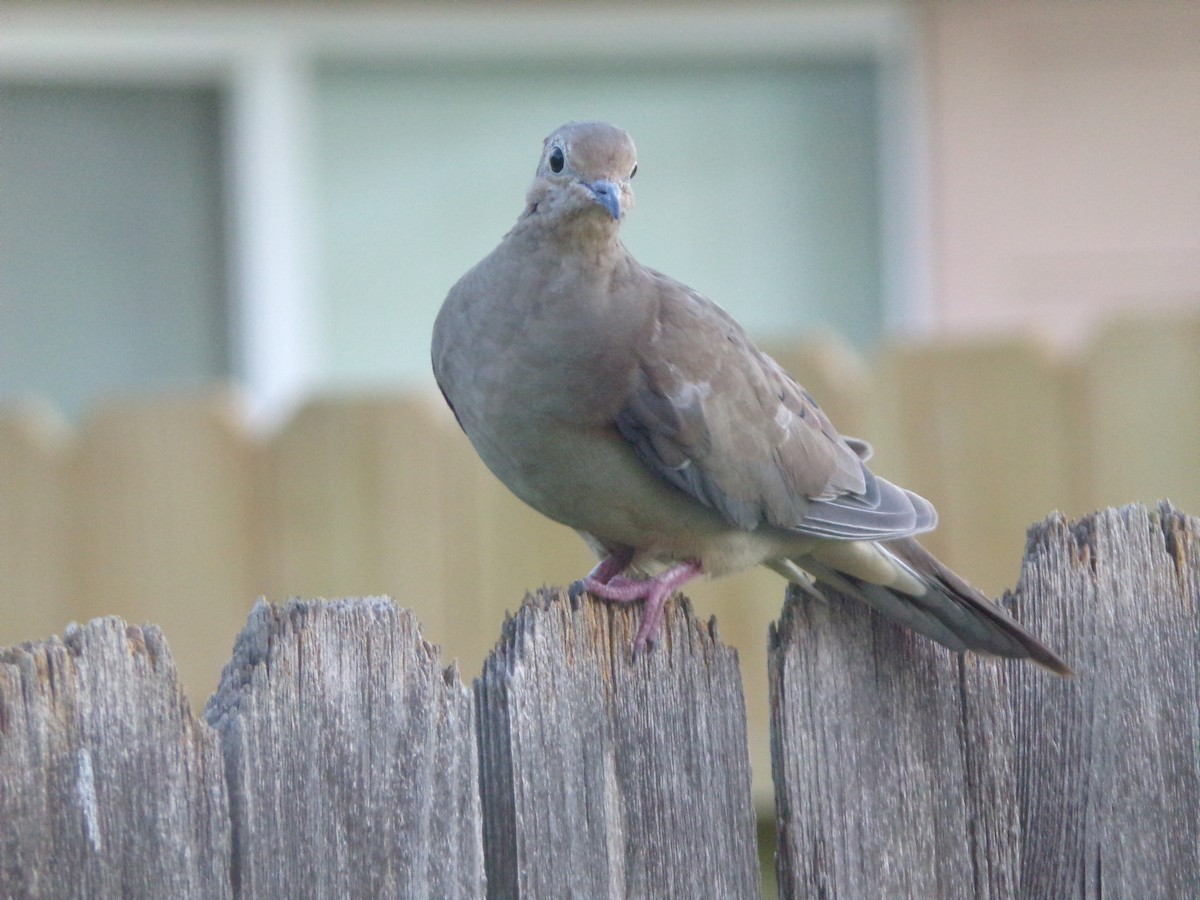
[{"x1": 614, "y1": 271, "x2": 935, "y2": 540}]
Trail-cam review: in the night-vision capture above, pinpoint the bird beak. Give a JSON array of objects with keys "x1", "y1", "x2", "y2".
[{"x1": 587, "y1": 179, "x2": 622, "y2": 220}]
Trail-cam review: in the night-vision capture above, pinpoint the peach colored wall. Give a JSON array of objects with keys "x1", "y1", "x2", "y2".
[{"x1": 921, "y1": 1, "x2": 1200, "y2": 346}]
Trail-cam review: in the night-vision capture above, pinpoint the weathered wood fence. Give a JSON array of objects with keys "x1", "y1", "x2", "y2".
[
  {"x1": 2, "y1": 502, "x2": 1196, "y2": 897},
  {"x1": 3, "y1": 317, "x2": 1199, "y2": 808}
]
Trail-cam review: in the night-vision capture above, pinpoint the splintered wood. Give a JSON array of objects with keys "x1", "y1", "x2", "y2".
[{"x1": 770, "y1": 501, "x2": 1199, "y2": 897}]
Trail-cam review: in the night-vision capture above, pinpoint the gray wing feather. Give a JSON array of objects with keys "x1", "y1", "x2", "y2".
[
  {"x1": 616, "y1": 275, "x2": 937, "y2": 541},
  {"x1": 802, "y1": 469, "x2": 938, "y2": 540}
]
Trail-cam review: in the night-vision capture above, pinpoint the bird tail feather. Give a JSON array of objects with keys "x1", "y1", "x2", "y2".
[{"x1": 778, "y1": 538, "x2": 1072, "y2": 675}]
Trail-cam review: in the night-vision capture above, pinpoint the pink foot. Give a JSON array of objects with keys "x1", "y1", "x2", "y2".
[{"x1": 578, "y1": 559, "x2": 703, "y2": 652}]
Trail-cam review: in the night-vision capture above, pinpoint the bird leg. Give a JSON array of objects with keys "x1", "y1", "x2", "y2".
[
  {"x1": 578, "y1": 559, "x2": 704, "y2": 652},
  {"x1": 586, "y1": 546, "x2": 635, "y2": 585},
  {"x1": 568, "y1": 546, "x2": 634, "y2": 604}
]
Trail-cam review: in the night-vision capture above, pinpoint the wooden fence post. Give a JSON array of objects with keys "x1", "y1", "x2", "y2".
[
  {"x1": 204, "y1": 598, "x2": 484, "y2": 899},
  {"x1": 0, "y1": 619, "x2": 231, "y2": 898},
  {"x1": 5, "y1": 504, "x2": 1196, "y2": 897},
  {"x1": 475, "y1": 589, "x2": 760, "y2": 898},
  {"x1": 768, "y1": 577, "x2": 1018, "y2": 897},
  {"x1": 769, "y1": 501, "x2": 1199, "y2": 897},
  {"x1": 1008, "y1": 501, "x2": 1199, "y2": 897}
]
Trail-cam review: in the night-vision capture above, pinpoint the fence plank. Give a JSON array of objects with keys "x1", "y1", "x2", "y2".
[
  {"x1": 769, "y1": 587, "x2": 1019, "y2": 898},
  {"x1": 72, "y1": 392, "x2": 258, "y2": 700},
  {"x1": 0, "y1": 401, "x2": 72, "y2": 648},
  {"x1": 876, "y1": 338, "x2": 1075, "y2": 597},
  {"x1": 204, "y1": 598, "x2": 484, "y2": 899},
  {"x1": 0, "y1": 618, "x2": 231, "y2": 898},
  {"x1": 1072, "y1": 315, "x2": 1200, "y2": 517},
  {"x1": 770, "y1": 502, "x2": 1200, "y2": 897},
  {"x1": 1009, "y1": 501, "x2": 1199, "y2": 896},
  {"x1": 685, "y1": 567, "x2": 785, "y2": 811},
  {"x1": 476, "y1": 589, "x2": 760, "y2": 899},
  {"x1": 259, "y1": 394, "x2": 453, "y2": 651}
]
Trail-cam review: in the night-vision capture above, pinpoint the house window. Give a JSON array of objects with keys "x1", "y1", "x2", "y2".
[
  {"x1": 313, "y1": 60, "x2": 883, "y2": 389},
  {"x1": 0, "y1": 84, "x2": 229, "y2": 418},
  {"x1": 0, "y1": 6, "x2": 921, "y2": 420}
]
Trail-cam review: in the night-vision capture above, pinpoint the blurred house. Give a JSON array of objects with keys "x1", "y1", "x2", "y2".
[{"x1": 4, "y1": 1, "x2": 1194, "y2": 423}]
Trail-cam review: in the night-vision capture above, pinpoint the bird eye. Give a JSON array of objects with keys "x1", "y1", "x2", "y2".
[
  {"x1": 630, "y1": 164, "x2": 638, "y2": 179},
  {"x1": 549, "y1": 145, "x2": 565, "y2": 173}
]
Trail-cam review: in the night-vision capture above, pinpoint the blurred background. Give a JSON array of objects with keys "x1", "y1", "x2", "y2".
[{"x1": 2, "y1": 0, "x2": 1199, "y2": 824}]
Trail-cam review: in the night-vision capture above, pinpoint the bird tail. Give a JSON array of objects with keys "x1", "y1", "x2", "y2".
[{"x1": 771, "y1": 538, "x2": 1072, "y2": 675}]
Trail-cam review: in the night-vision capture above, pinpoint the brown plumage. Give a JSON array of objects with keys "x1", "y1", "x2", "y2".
[{"x1": 432, "y1": 121, "x2": 1070, "y2": 674}]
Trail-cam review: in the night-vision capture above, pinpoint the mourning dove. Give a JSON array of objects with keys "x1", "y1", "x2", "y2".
[{"x1": 432, "y1": 121, "x2": 1070, "y2": 674}]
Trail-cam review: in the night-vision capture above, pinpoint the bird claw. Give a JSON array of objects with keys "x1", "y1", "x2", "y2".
[
  {"x1": 630, "y1": 634, "x2": 656, "y2": 659},
  {"x1": 567, "y1": 579, "x2": 588, "y2": 603},
  {"x1": 573, "y1": 559, "x2": 703, "y2": 653},
  {"x1": 574, "y1": 574, "x2": 668, "y2": 649},
  {"x1": 631, "y1": 621, "x2": 660, "y2": 658}
]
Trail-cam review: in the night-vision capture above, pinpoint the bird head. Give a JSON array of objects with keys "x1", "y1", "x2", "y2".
[{"x1": 527, "y1": 121, "x2": 638, "y2": 223}]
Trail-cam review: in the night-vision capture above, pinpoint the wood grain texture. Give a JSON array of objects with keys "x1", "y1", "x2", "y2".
[
  {"x1": 770, "y1": 502, "x2": 1199, "y2": 898},
  {"x1": 204, "y1": 598, "x2": 484, "y2": 899},
  {"x1": 0, "y1": 618, "x2": 231, "y2": 898},
  {"x1": 1009, "y1": 501, "x2": 1199, "y2": 897},
  {"x1": 769, "y1": 582, "x2": 1020, "y2": 898},
  {"x1": 476, "y1": 589, "x2": 760, "y2": 899}
]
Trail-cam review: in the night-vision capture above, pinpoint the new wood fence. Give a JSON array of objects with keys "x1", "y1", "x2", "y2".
[
  {"x1": 2, "y1": 314, "x2": 1199, "y2": 809},
  {"x1": 2, "y1": 502, "x2": 1196, "y2": 897}
]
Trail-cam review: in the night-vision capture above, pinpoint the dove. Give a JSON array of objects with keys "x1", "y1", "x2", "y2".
[{"x1": 432, "y1": 121, "x2": 1070, "y2": 674}]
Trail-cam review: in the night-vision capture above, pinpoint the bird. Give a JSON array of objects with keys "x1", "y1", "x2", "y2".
[{"x1": 432, "y1": 121, "x2": 1070, "y2": 675}]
